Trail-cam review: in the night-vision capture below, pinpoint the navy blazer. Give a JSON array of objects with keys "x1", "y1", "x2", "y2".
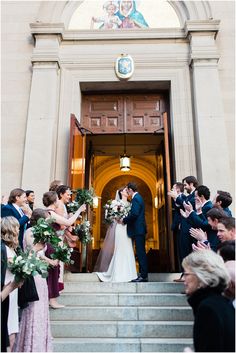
[
  {"x1": 1, "y1": 204, "x2": 29, "y2": 249},
  {"x1": 123, "y1": 193, "x2": 147, "y2": 237},
  {"x1": 175, "y1": 191, "x2": 196, "y2": 236}
]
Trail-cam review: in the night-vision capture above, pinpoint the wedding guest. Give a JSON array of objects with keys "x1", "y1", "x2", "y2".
[
  {"x1": 213, "y1": 190, "x2": 233, "y2": 216},
  {"x1": 217, "y1": 217, "x2": 236, "y2": 242},
  {"x1": 182, "y1": 250, "x2": 235, "y2": 352},
  {"x1": 1, "y1": 188, "x2": 32, "y2": 249},
  {"x1": 25, "y1": 190, "x2": 35, "y2": 211},
  {"x1": 217, "y1": 240, "x2": 235, "y2": 261},
  {"x1": 42, "y1": 191, "x2": 86, "y2": 308},
  {"x1": 1, "y1": 217, "x2": 20, "y2": 351},
  {"x1": 56, "y1": 185, "x2": 73, "y2": 291},
  {"x1": 169, "y1": 176, "x2": 198, "y2": 281},
  {"x1": 224, "y1": 260, "x2": 235, "y2": 307},
  {"x1": 13, "y1": 208, "x2": 53, "y2": 352},
  {"x1": 169, "y1": 182, "x2": 184, "y2": 272},
  {"x1": 49, "y1": 179, "x2": 63, "y2": 192}
]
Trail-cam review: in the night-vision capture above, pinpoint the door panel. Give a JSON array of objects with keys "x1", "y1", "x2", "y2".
[
  {"x1": 67, "y1": 114, "x2": 86, "y2": 189},
  {"x1": 82, "y1": 94, "x2": 165, "y2": 134}
]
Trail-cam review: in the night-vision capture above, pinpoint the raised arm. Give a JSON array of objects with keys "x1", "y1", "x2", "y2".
[{"x1": 48, "y1": 204, "x2": 86, "y2": 226}]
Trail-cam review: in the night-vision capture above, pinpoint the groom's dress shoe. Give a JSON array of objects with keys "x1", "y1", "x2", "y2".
[{"x1": 132, "y1": 276, "x2": 148, "y2": 282}]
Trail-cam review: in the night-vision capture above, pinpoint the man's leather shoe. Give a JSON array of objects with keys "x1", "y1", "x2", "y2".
[{"x1": 132, "y1": 276, "x2": 148, "y2": 282}]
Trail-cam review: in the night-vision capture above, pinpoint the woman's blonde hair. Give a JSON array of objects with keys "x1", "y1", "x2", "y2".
[
  {"x1": 182, "y1": 249, "x2": 230, "y2": 291},
  {"x1": 1, "y1": 216, "x2": 20, "y2": 249}
]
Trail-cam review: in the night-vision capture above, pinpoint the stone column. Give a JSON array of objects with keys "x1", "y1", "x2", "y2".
[
  {"x1": 187, "y1": 20, "x2": 231, "y2": 194},
  {"x1": 22, "y1": 25, "x2": 63, "y2": 206}
]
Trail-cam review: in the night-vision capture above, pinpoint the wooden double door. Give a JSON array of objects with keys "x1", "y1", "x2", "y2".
[
  {"x1": 82, "y1": 93, "x2": 166, "y2": 134},
  {"x1": 68, "y1": 92, "x2": 175, "y2": 272}
]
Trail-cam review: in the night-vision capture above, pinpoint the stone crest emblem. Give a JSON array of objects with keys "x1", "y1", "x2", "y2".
[{"x1": 115, "y1": 54, "x2": 134, "y2": 80}]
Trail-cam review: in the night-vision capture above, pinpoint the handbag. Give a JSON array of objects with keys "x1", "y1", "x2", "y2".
[
  {"x1": 18, "y1": 275, "x2": 39, "y2": 309},
  {"x1": 64, "y1": 228, "x2": 78, "y2": 248}
]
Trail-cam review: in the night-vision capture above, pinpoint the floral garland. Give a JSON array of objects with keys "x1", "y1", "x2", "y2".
[
  {"x1": 73, "y1": 220, "x2": 92, "y2": 245},
  {"x1": 8, "y1": 249, "x2": 48, "y2": 283}
]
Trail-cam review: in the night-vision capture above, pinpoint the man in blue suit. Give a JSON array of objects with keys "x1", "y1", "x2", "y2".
[
  {"x1": 1, "y1": 188, "x2": 32, "y2": 248},
  {"x1": 122, "y1": 182, "x2": 148, "y2": 282}
]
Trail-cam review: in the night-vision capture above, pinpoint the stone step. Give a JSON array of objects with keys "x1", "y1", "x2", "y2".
[
  {"x1": 51, "y1": 320, "x2": 193, "y2": 338},
  {"x1": 53, "y1": 337, "x2": 193, "y2": 352},
  {"x1": 64, "y1": 272, "x2": 182, "y2": 282},
  {"x1": 63, "y1": 281, "x2": 184, "y2": 293},
  {"x1": 58, "y1": 293, "x2": 188, "y2": 307},
  {"x1": 50, "y1": 305, "x2": 193, "y2": 321}
]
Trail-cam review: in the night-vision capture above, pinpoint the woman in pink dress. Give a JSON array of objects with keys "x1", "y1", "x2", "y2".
[{"x1": 13, "y1": 208, "x2": 53, "y2": 352}]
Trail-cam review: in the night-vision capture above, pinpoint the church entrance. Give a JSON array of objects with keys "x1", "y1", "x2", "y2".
[{"x1": 68, "y1": 92, "x2": 177, "y2": 272}]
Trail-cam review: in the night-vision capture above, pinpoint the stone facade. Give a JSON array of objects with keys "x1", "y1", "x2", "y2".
[{"x1": 1, "y1": 1, "x2": 235, "y2": 208}]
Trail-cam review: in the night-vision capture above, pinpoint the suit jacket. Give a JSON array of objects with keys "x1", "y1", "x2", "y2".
[
  {"x1": 123, "y1": 193, "x2": 147, "y2": 237},
  {"x1": 1, "y1": 204, "x2": 29, "y2": 249},
  {"x1": 188, "y1": 287, "x2": 235, "y2": 352},
  {"x1": 175, "y1": 191, "x2": 196, "y2": 235}
]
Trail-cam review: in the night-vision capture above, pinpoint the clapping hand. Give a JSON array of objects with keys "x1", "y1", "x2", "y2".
[
  {"x1": 192, "y1": 241, "x2": 211, "y2": 252},
  {"x1": 183, "y1": 201, "x2": 193, "y2": 212},
  {"x1": 195, "y1": 198, "x2": 203, "y2": 214},
  {"x1": 180, "y1": 209, "x2": 190, "y2": 218},
  {"x1": 168, "y1": 189, "x2": 178, "y2": 200},
  {"x1": 190, "y1": 228, "x2": 207, "y2": 241}
]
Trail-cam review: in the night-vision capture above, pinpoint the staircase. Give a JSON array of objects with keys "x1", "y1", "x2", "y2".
[{"x1": 50, "y1": 273, "x2": 194, "y2": 352}]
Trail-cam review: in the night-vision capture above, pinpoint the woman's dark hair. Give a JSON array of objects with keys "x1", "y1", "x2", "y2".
[
  {"x1": 42, "y1": 191, "x2": 58, "y2": 207},
  {"x1": 8, "y1": 188, "x2": 25, "y2": 204},
  {"x1": 56, "y1": 185, "x2": 71, "y2": 199},
  {"x1": 118, "y1": 187, "x2": 126, "y2": 199},
  {"x1": 29, "y1": 208, "x2": 48, "y2": 226},
  {"x1": 127, "y1": 182, "x2": 138, "y2": 192},
  {"x1": 217, "y1": 240, "x2": 235, "y2": 262}
]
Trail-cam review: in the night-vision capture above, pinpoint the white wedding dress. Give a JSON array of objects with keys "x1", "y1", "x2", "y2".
[{"x1": 96, "y1": 222, "x2": 137, "y2": 282}]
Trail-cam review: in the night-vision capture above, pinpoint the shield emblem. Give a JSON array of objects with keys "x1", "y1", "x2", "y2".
[{"x1": 115, "y1": 54, "x2": 134, "y2": 80}]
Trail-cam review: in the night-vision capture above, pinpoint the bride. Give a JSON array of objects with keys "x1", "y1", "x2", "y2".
[{"x1": 94, "y1": 187, "x2": 137, "y2": 282}]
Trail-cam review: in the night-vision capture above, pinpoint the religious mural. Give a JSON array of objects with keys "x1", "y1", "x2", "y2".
[
  {"x1": 68, "y1": 0, "x2": 180, "y2": 30},
  {"x1": 91, "y1": 1, "x2": 149, "y2": 29}
]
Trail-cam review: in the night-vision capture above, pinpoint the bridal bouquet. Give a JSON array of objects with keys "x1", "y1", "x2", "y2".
[
  {"x1": 104, "y1": 200, "x2": 131, "y2": 224},
  {"x1": 8, "y1": 249, "x2": 49, "y2": 283},
  {"x1": 32, "y1": 218, "x2": 61, "y2": 247}
]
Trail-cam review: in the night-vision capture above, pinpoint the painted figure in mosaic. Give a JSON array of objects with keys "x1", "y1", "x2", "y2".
[
  {"x1": 117, "y1": 0, "x2": 149, "y2": 28},
  {"x1": 92, "y1": 1, "x2": 122, "y2": 29}
]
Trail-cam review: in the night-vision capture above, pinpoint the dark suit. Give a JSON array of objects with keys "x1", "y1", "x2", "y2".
[
  {"x1": 175, "y1": 191, "x2": 196, "y2": 262},
  {"x1": 188, "y1": 200, "x2": 220, "y2": 251},
  {"x1": 1, "y1": 204, "x2": 29, "y2": 249},
  {"x1": 123, "y1": 193, "x2": 148, "y2": 278}
]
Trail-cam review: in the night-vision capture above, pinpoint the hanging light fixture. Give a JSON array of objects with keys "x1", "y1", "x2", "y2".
[{"x1": 120, "y1": 134, "x2": 131, "y2": 172}]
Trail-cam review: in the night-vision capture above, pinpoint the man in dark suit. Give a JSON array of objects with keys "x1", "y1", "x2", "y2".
[
  {"x1": 1, "y1": 188, "x2": 32, "y2": 248},
  {"x1": 122, "y1": 182, "x2": 148, "y2": 282}
]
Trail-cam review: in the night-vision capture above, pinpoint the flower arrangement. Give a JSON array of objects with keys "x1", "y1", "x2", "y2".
[
  {"x1": 73, "y1": 220, "x2": 92, "y2": 244},
  {"x1": 104, "y1": 199, "x2": 131, "y2": 224},
  {"x1": 8, "y1": 249, "x2": 48, "y2": 283},
  {"x1": 66, "y1": 200, "x2": 80, "y2": 213},
  {"x1": 50, "y1": 243, "x2": 74, "y2": 264},
  {"x1": 31, "y1": 218, "x2": 61, "y2": 247}
]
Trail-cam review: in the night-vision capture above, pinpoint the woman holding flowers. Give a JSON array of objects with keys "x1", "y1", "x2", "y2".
[
  {"x1": 42, "y1": 191, "x2": 86, "y2": 308},
  {"x1": 1, "y1": 216, "x2": 20, "y2": 351},
  {"x1": 13, "y1": 208, "x2": 53, "y2": 352},
  {"x1": 94, "y1": 187, "x2": 137, "y2": 282}
]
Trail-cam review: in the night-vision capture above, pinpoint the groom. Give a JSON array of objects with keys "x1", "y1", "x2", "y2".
[{"x1": 122, "y1": 182, "x2": 148, "y2": 282}]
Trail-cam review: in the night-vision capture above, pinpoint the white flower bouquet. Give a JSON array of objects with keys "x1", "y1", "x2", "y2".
[
  {"x1": 104, "y1": 200, "x2": 131, "y2": 224},
  {"x1": 32, "y1": 218, "x2": 61, "y2": 247},
  {"x1": 8, "y1": 249, "x2": 49, "y2": 283}
]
